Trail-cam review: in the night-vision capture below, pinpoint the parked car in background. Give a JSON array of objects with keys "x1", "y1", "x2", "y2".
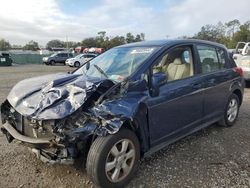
[
  {"x1": 65, "y1": 53, "x2": 97, "y2": 67},
  {"x1": 1, "y1": 40, "x2": 244, "y2": 188},
  {"x1": 236, "y1": 56, "x2": 250, "y2": 82},
  {"x1": 0, "y1": 53, "x2": 12, "y2": 66},
  {"x1": 233, "y1": 42, "x2": 250, "y2": 60},
  {"x1": 43, "y1": 52, "x2": 73, "y2": 65}
]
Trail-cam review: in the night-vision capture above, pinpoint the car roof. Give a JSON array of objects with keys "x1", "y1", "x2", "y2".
[
  {"x1": 55, "y1": 51, "x2": 71, "y2": 54},
  {"x1": 83, "y1": 53, "x2": 97, "y2": 55},
  {"x1": 116, "y1": 39, "x2": 226, "y2": 49}
]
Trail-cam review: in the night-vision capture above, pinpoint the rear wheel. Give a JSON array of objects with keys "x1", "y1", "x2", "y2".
[
  {"x1": 86, "y1": 129, "x2": 140, "y2": 188},
  {"x1": 74, "y1": 61, "x2": 80, "y2": 67},
  {"x1": 218, "y1": 94, "x2": 239, "y2": 127}
]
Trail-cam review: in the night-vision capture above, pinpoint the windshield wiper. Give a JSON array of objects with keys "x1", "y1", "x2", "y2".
[{"x1": 94, "y1": 64, "x2": 109, "y2": 79}]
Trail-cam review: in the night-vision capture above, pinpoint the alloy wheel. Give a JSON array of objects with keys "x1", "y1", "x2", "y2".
[
  {"x1": 105, "y1": 139, "x2": 136, "y2": 183},
  {"x1": 227, "y1": 98, "x2": 238, "y2": 122}
]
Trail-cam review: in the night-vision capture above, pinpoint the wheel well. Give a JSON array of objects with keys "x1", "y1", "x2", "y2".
[
  {"x1": 233, "y1": 89, "x2": 243, "y2": 105},
  {"x1": 122, "y1": 120, "x2": 148, "y2": 157},
  {"x1": 83, "y1": 120, "x2": 145, "y2": 159},
  {"x1": 82, "y1": 121, "x2": 136, "y2": 157}
]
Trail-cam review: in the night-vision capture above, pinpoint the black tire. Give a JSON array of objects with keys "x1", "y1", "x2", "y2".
[
  {"x1": 218, "y1": 93, "x2": 240, "y2": 127},
  {"x1": 50, "y1": 60, "x2": 56, "y2": 65},
  {"x1": 74, "y1": 61, "x2": 80, "y2": 67},
  {"x1": 86, "y1": 129, "x2": 140, "y2": 188},
  {"x1": 245, "y1": 80, "x2": 250, "y2": 88}
]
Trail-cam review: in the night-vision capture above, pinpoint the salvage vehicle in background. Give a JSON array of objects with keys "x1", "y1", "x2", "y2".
[
  {"x1": 65, "y1": 53, "x2": 97, "y2": 67},
  {"x1": 43, "y1": 52, "x2": 73, "y2": 65},
  {"x1": 0, "y1": 53, "x2": 12, "y2": 66},
  {"x1": 1, "y1": 40, "x2": 244, "y2": 188},
  {"x1": 233, "y1": 42, "x2": 250, "y2": 60},
  {"x1": 236, "y1": 56, "x2": 250, "y2": 82}
]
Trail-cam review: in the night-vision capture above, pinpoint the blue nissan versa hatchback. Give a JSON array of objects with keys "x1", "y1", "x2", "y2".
[{"x1": 1, "y1": 40, "x2": 244, "y2": 187}]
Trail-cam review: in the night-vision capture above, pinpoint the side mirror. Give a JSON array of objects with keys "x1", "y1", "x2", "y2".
[{"x1": 150, "y1": 72, "x2": 167, "y2": 97}]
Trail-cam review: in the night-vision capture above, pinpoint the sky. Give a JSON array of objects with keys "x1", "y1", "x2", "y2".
[{"x1": 0, "y1": 0, "x2": 249, "y2": 46}]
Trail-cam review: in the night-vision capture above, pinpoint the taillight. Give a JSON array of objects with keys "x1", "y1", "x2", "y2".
[{"x1": 234, "y1": 67, "x2": 243, "y2": 77}]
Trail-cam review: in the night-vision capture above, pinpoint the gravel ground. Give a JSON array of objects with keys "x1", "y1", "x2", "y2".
[{"x1": 0, "y1": 64, "x2": 250, "y2": 188}]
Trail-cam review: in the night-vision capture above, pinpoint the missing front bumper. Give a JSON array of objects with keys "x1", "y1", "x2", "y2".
[
  {"x1": 1, "y1": 122, "x2": 76, "y2": 164},
  {"x1": 31, "y1": 148, "x2": 74, "y2": 165},
  {"x1": 1, "y1": 122, "x2": 52, "y2": 144}
]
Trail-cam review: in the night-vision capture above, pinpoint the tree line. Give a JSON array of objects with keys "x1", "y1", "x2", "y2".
[
  {"x1": 46, "y1": 32, "x2": 145, "y2": 50},
  {"x1": 0, "y1": 19, "x2": 249, "y2": 51},
  {"x1": 192, "y1": 19, "x2": 250, "y2": 48},
  {"x1": 0, "y1": 32, "x2": 145, "y2": 51}
]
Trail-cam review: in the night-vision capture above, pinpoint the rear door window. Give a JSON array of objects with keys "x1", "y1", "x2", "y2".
[{"x1": 197, "y1": 45, "x2": 225, "y2": 73}]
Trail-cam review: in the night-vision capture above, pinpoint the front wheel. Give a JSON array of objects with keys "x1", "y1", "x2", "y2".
[
  {"x1": 74, "y1": 61, "x2": 80, "y2": 67},
  {"x1": 50, "y1": 60, "x2": 56, "y2": 65},
  {"x1": 86, "y1": 129, "x2": 140, "y2": 188},
  {"x1": 218, "y1": 93, "x2": 240, "y2": 127}
]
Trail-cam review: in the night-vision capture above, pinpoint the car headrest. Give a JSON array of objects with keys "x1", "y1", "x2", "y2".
[
  {"x1": 173, "y1": 58, "x2": 183, "y2": 65},
  {"x1": 203, "y1": 58, "x2": 214, "y2": 64}
]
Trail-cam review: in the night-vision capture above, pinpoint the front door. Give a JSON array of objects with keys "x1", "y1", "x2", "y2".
[{"x1": 146, "y1": 45, "x2": 204, "y2": 147}]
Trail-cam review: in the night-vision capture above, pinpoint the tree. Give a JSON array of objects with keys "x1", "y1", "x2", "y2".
[
  {"x1": 77, "y1": 32, "x2": 146, "y2": 50},
  {"x1": 135, "y1": 34, "x2": 142, "y2": 42},
  {"x1": 0, "y1": 39, "x2": 11, "y2": 51},
  {"x1": 97, "y1": 31, "x2": 106, "y2": 39},
  {"x1": 66, "y1": 41, "x2": 78, "y2": 48},
  {"x1": 23, "y1": 40, "x2": 39, "y2": 51},
  {"x1": 81, "y1": 37, "x2": 99, "y2": 48},
  {"x1": 225, "y1": 19, "x2": 240, "y2": 38},
  {"x1": 97, "y1": 31, "x2": 107, "y2": 48},
  {"x1": 193, "y1": 22, "x2": 227, "y2": 43},
  {"x1": 108, "y1": 36, "x2": 126, "y2": 48},
  {"x1": 192, "y1": 19, "x2": 250, "y2": 49},
  {"x1": 126, "y1": 32, "x2": 135, "y2": 43},
  {"x1": 46, "y1": 40, "x2": 65, "y2": 49},
  {"x1": 140, "y1": 33, "x2": 145, "y2": 41},
  {"x1": 231, "y1": 25, "x2": 250, "y2": 46}
]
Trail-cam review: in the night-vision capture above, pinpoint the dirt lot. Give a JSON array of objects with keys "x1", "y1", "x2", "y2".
[{"x1": 0, "y1": 64, "x2": 250, "y2": 188}]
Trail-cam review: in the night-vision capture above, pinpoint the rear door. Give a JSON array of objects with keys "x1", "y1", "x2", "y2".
[
  {"x1": 61, "y1": 53, "x2": 69, "y2": 63},
  {"x1": 57, "y1": 53, "x2": 64, "y2": 63},
  {"x1": 195, "y1": 44, "x2": 235, "y2": 122}
]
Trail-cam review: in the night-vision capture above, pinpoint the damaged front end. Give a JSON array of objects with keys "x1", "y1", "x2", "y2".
[{"x1": 0, "y1": 73, "x2": 145, "y2": 164}]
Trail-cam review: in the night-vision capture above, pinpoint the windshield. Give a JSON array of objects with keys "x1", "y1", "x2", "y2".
[
  {"x1": 74, "y1": 47, "x2": 156, "y2": 82},
  {"x1": 75, "y1": 54, "x2": 84, "y2": 59},
  {"x1": 50, "y1": 53, "x2": 58, "y2": 57}
]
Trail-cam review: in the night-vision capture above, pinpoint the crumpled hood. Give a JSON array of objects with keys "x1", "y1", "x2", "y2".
[{"x1": 7, "y1": 73, "x2": 103, "y2": 120}]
